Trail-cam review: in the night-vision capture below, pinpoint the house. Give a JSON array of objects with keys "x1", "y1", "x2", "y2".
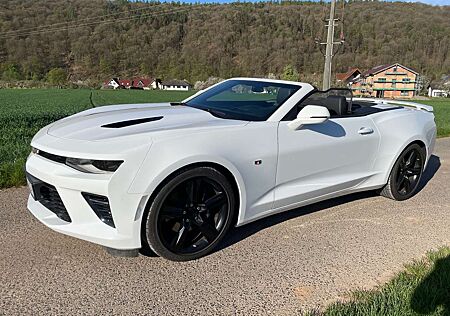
[
  {"x1": 349, "y1": 63, "x2": 419, "y2": 99},
  {"x1": 103, "y1": 78, "x2": 121, "y2": 89},
  {"x1": 336, "y1": 68, "x2": 361, "y2": 84},
  {"x1": 428, "y1": 76, "x2": 450, "y2": 97},
  {"x1": 118, "y1": 79, "x2": 132, "y2": 89},
  {"x1": 428, "y1": 85, "x2": 449, "y2": 98},
  {"x1": 160, "y1": 80, "x2": 190, "y2": 91},
  {"x1": 103, "y1": 77, "x2": 162, "y2": 90},
  {"x1": 132, "y1": 78, "x2": 161, "y2": 90}
]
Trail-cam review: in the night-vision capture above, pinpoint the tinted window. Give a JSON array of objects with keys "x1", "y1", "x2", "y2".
[{"x1": 185, "y1": 80, "x2": 300, "y2": 121}]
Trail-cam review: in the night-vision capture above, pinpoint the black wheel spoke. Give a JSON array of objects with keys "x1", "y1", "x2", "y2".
[
  {"x1": 197, "y1": 221, "x2": 219, "y2": 243},
  {"x1": 186, "y1": 180, "x2": 195, "y2": 204},
  {"x1": 205, "y1": 192, "x2": 226, "y2": 210},
  {"x1": 396, "y1": 175, "x2": 407, "y2": 191},
  {"x1": 407, "y1": 167, "x2": 421, "y2": 175},
  {"x1": 186, "y1": 178, "x2": 204, "y2": 204},
  {"x1": 406, "y1": 150, "x2": 417, "y2": 167},
  {"x1": 404, "y1": 177, "x2": 411, "y2": 193},
  {"x1": 160, "y1": 206, "x2": 184, "y2": 219},
  {"x1": 172, "y1": 225, "x2": 189, "y2": 250}
]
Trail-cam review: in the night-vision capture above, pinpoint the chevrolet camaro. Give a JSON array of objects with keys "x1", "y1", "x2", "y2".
[{"x1": 26, "y1": 78, "x2": 436, "y2": 261}]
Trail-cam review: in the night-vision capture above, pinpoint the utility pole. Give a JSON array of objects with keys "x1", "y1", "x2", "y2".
[
  {"x1": 317, "y1": 0, "x2": 344, "y2": 91},
  {"x1": 322, "y1": 0, "x2": 337, "y2": 91}
]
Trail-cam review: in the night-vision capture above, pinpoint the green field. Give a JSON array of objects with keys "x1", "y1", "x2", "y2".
[
  {"x1": 0, "y1": 89, "x2": 195, "y2": 188},
  {"x1": 420, "y1": 99, "x2": 450, "y2": 138},
  {"x1": 0, "y1": 90, "x2": 449, "y2": 189}
]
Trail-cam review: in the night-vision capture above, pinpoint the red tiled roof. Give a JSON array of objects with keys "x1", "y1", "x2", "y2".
[
  {"x1": 119, "y1": 79, "x2": 131, "y2": 86},
  {"x1": 336, "y1": 68, "x2": 360, "y2": 81},
  {"x1": 133, "y1": 77, "x2": 154, "y2": 87}
]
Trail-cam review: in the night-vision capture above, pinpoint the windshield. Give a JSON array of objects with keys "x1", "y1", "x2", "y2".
[{"x1": 185, "y1": 80, "x2": 300, "y2": 121}]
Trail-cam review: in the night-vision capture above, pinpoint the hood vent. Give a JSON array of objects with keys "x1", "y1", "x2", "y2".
[{"x1": 101, "y1": 116, "x2": 163, "y2": 128}]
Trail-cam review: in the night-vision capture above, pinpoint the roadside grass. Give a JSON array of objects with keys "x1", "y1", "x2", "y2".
[
  {"x1": 0, "y1": 89, "x2": 195, "y2": 188},
  {"x1": 308, "y1": 247, "x2": 450, "y2": 316},
  {"x1": 420, "y1": 99, "x2": 450, "y2": 138}
]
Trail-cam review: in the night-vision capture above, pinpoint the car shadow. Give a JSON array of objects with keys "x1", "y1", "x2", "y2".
[
  {"x1": 410, "y1": 253, "x2": 450, "y2": 315},
  {"x1": 416, "y1": 154, "x2": 440, "y2": 193},
  {"x1": 217, "y1": 154, "x2": 441, "y2": 252}
]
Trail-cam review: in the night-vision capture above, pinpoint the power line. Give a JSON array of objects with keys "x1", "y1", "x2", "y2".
[
  {"x1": 0, "y1": 3, "x2": 170, "y2": 36},
  {"x1": 0, "y1": 6, "x2": 196, "y2": 39}
]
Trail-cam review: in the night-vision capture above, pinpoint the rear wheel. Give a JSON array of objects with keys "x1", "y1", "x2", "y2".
[
  {"x1": 143, "y1": 166, "x2": 235, "y2": 261},
  {"x1": 380, "y1": 143, "x2": 425, "y2": 201}
]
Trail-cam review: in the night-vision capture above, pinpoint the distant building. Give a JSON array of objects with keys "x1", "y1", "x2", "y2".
[
  {"x1": 336, "y1": 68, "x2": 361, "y2": 84},
  {"x1": 428, "y1": 76, "x2": 450, "y2": 97},
  {"x1": 160, "y1": 80, "x2": 191, "y2": 91},
  {"x1": 118, "y1": 79, "x2": 132, "y2": 89},
  {"x1": 103, "y1": 78, "x2": 121, "y2": 89},
  {"x1": 104, "y1": 77, "x2": 189, "y2": 91},
  {"x1": 132, "y1": 78, "x2": 161, "y2": 90},
  {"x1": 350, "y1": 63, "x2": 419, "y2": 99}
]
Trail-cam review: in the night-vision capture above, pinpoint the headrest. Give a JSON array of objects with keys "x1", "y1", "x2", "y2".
[
  {"x1": 323, "y1": 95, "x2": 348, "y2": 116},
  {"x1": 277, "y1": 88, "x2": 292, "y2": 104}
]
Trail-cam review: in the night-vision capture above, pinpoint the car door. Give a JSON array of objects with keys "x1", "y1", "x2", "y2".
[{"x1": 274, "y1": 116, "x2": 380, "y2": 209}]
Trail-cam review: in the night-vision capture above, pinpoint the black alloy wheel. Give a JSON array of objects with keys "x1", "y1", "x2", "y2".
[
  {"x1": 143, "y1": 167, "x2": 235, "y2": 261},
  {"x1": 380, "y1": 143, "x2": 425, "y2": 201}
]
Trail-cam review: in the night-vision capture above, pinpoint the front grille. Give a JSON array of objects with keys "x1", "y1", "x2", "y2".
[
  {"x1": 36, "y1": 150, "x2": 66, "y2": 164},
  {"x1": 82, "y1": 193, "x2": 115, "y2": 228},
  {"x1": 27, "y1": 173, "x2": 71, "y2": 222}
]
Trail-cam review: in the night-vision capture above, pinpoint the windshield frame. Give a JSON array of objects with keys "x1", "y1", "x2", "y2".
[{"x1": 182, "y1": 79, "x2": 302, "y2": 122}]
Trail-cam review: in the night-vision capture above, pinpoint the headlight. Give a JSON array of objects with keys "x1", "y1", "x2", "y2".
[
  {"x1": 65, "y1": 158, "x2": 123, "y2": 174},
  {"x1": 31, "y1": 147, "x2": 123, "y2": 174}
]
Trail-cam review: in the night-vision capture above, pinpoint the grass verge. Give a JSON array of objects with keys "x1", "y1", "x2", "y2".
[{"x1": 309, "y1": 247, "x2": 450, "y2": 316}]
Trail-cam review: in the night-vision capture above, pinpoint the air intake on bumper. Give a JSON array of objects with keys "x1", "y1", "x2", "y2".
[{"x1": 82, "y1": 193, "x2": 115, "y2": 228}]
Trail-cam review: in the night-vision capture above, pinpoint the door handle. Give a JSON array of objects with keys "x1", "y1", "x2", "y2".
[{"x1": 358, "y1": 127, "x2": 374, "y2": 135}]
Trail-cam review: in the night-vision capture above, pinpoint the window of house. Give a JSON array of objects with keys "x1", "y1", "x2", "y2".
[
  {"x1": 401, "y1": 91, "x2": 409, "y2": 96},
  {"x1": 378, "y1": 78, "x2": 386, "y2": 82},
  {"x1": 402, "y1": 78, "x2": 411, "y2": 83}
]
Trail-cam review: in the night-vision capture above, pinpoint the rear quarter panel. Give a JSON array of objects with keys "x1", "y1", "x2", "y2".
[{"x1": 369, "y1": 107, "x2": 436, "y2": 186}]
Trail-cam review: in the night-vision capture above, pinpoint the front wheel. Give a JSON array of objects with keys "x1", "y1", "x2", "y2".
[
  {"x1": 143, "y1": 166, "x2": 236, "y2": 261},
  {"x1": 380, "y1": 143, "x2": 425, "y2": 201}
]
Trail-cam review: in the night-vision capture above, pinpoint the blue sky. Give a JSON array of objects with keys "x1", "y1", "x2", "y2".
[{"x1": 157, "y1": 0, "x2": 449, "y2": 5}]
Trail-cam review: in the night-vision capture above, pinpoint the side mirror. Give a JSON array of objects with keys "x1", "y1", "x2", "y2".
[{"x1": 287, "y1": 105, "x2": 330, "y2": 130}]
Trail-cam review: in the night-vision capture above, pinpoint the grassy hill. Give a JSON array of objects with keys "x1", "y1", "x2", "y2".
[{"x1": 0, "y1": 0, "x2": 449, "y2": 85}]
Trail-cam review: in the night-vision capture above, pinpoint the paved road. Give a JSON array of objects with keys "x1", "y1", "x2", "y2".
[{"x1": 1, "y1": 138, "x2": 450, "y2": 315}]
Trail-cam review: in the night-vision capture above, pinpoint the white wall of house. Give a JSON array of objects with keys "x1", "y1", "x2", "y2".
[
  {"x1": 161, "y1": 84, "x2": 189, "y2": 91},
  {"x1": 107, "y1": 80, "x2": 120, "y2": 89},
  {"x1": 428, "y1": 87, "x2": 449, "y2": 97}
]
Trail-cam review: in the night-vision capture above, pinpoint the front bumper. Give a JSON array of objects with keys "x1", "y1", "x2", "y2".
[{"x1": 25, "y1": 150, "x2": 148, "y2": 250}]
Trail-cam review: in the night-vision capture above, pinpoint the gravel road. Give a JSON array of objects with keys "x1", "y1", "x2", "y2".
[{"x1": 1, "y1": 138, "x2": 449, "y2": 315}]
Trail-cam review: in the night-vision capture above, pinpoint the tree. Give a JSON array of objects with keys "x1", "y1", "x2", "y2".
[
  {"x1": 46, "y1": 68, "x2": 67, "y2": 86},
  {"x1": 1, "y1": 63, "x2": 21, "y2": 81},
  {"x1": 281, "y1": 64, "x2": 300, "y2": 82}
]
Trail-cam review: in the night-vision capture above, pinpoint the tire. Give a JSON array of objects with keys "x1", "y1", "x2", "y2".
[
  {"x1": 143, "y1": 166, "x2": 236, "y2": 261},
  {"x1": 380, "y1": 143, "x2": 425, "y2": 201}
]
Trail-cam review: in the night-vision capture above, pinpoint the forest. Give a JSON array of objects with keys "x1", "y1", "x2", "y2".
[{"x1": 0, "y1": 0, "x2": 449, "y2": 86}]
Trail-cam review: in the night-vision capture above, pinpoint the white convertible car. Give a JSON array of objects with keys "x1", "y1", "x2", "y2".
[{"x1": 26, "y1": 78, "x2": 436, "y2": 261}]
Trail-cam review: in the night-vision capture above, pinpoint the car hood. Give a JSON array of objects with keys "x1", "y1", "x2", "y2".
[{"x1": 47, "y1": 103, "x2": 247, "y2": 141}]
